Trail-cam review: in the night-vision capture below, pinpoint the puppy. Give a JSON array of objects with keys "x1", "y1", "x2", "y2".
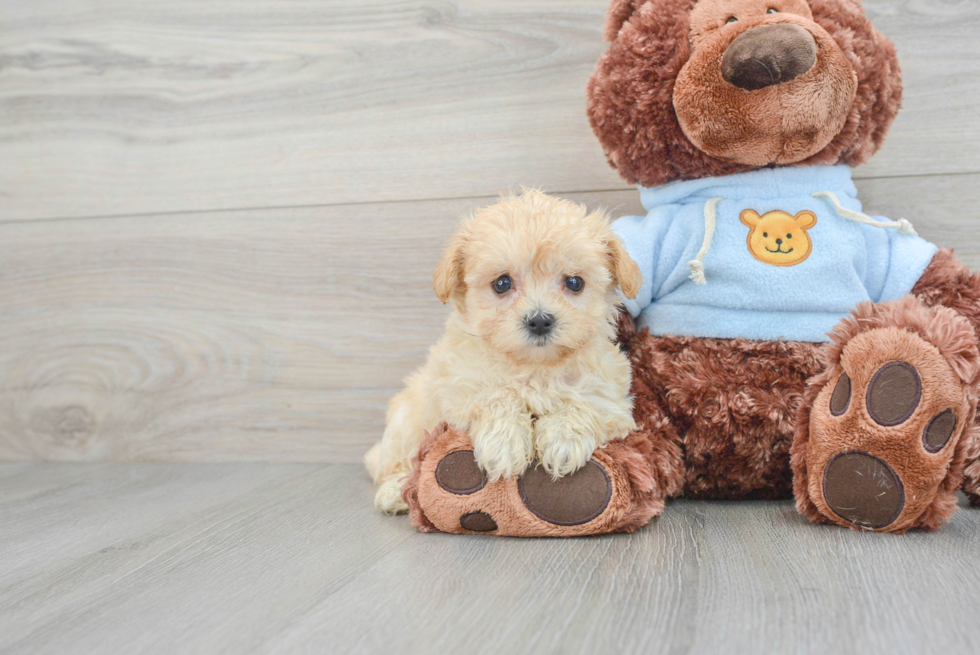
[{"x1": 365, "y1": 190, "x2": 642, "y2": 513}]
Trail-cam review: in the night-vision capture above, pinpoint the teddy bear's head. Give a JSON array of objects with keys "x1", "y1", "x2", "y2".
[{"x1": 587, "y1": 0, "x2": 902, "y2": 187}]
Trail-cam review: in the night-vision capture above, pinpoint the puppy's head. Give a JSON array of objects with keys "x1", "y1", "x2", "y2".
[{"x1": 433, "y1": 190, "x2": 641, "y2": 365}]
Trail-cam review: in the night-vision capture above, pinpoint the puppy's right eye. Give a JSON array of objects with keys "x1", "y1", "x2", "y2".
[
  {"x1": 492, "y1": 275, "x2": 513, "y2": 295},
  {"x1": 726, "y1": 16, "x2": 738, "y2": 24}
]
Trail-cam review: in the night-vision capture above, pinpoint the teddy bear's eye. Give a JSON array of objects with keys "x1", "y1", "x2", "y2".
[
  {"x1": 787, "y1": 233, "x2": 793, "y2": 239},
  {"x1": 492, "y1": 275, "x2": 513, "y2": 295},
  {"x1": 763, "y1": 232, "x2": 768, "y2": 238},
  {"x1": 726, "y1": 16, "x2": 738, "y2": 24},
  {"x1": 767, "y1": 8, "x2": 779, "y2": 13}
]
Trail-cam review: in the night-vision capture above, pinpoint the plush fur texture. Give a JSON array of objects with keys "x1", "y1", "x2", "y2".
[
  {"x1": 613, "y1": 250, "x2": 980, "y2": 531},
  {"x1": 587, "y1": 0, "x2": 902, "y2": 187},
  {"x1": 913, "y1": 249, "x2": 980, "y2": 506},
  {"x1": 584, "y1": 0, "x2": 980, "y2": 535},
  {"x1": 401, "y1": 250, "x2": 980, "y2": 535},
  {"x1": 624, "y1": 326, "x2": 824, "y2": 499},
  {"x1": 396, "y1": 0, "x2": 980, "y2": 537},
  {"x1": 674, "y1": 0, "x2": 857, "y2": 165},
  {"x1": 403, "y1": 423, "x2": 666, "y2": 537},
  {"x1": 791, "y1": 296, "x2": 980, "y2": 533},
  {"x1": 366, "y1": 190, "x2": 642, "y2": 513}
]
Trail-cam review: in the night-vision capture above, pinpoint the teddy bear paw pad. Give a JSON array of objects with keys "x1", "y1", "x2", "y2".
[
  {"x1": 518, "y1": 461, "x2": 612, "y2": 526},
  {"x1": 822, "y1": 451, "x2": 904, "y2": 530},
  {"x1": 806, "y1": 327, "x2": 971, "y2": 532}
]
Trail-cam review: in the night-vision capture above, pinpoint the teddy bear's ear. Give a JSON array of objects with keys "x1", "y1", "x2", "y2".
[
  {"x1": 795, "y1": 211, "x2": 818, "y2": 230},
  {"x1": 603, "y1": 0, "x2": 645, "y2": 41},
  {"x1": 740, "y1": 209, "x2": 762, "y2": 228},
  {"x1": 433, "y1": 232, "x2": 467, "y2": 304}
]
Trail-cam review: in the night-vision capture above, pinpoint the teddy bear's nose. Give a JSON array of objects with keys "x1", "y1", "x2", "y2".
[
  {"x1": 722, "y1": 23, "x2": 818, "y2": 91},
  {"x1": 776, "y1": 238, "x2": 783, "y2": 245}
]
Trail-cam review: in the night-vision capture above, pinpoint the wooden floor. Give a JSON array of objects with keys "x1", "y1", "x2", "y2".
[
  {"x1": 2, "y1": 0, "x2": 980, "y2": 462},
  {"x1": 1, "y1": 462, "x2": 979, "y2": 654}
]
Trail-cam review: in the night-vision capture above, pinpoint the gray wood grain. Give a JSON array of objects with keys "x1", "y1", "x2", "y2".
[
  {"x1": 0, "y1": 190, "x2": 641, "y2": 462},
  {"x1": 1, "y1": 462, "x2": 978, "y2": 654},
  {"x1": 1, "y1": 177, "x2": 975, "y2": 463},
  {"x1": 1, "y1": 1, "x2": 979, "y2": 221}
]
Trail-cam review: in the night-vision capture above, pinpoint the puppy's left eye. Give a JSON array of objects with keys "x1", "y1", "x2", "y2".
[
  {"x1": 767, "y1": 8, "x2": 779, "y2": 14},
  {"x1": 492, "y1": 275, "x2": 513, "y2": 295},
  {"x1": 564, "y1": 276, "x2": 585, "y2": 293}
]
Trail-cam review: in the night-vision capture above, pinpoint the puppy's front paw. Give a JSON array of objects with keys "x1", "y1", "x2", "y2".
[
  {"x1": 471, "y1": 417, "x2": 534, "y2": 481},
  {"x1": 534, "y1": 415, "x2": 601, "y2": 479},
  {"x1": 607, "y1": 411, "x2": 637, "y2": 441},
  {"x1": 375, "y1": 477, "x2": 410, "y2": 514}
]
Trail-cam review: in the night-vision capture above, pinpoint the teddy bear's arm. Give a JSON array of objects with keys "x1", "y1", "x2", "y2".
[{"x1": 857, "y1": 221, "x2": 939, "y2": 304}]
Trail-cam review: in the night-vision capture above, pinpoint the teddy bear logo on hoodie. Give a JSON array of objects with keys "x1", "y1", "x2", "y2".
[{"x1": 740, "y1": 209, "x2": 817, "y2": 267}]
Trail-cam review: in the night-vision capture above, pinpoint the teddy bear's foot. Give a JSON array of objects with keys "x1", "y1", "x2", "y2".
[
  {"x1": 793, "y1": 297, "x2": 980, "y2": 533},
  {"x1": 401, "y1": 423, "x2": 665, "y2": 537}
]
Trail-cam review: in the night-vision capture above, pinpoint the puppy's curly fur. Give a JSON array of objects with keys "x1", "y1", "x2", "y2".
[{"x1": 365, "y1": 190, "x2": 642, "y2": 513}]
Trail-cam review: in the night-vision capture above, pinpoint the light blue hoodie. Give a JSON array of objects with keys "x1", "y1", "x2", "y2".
[{"x1": 614, "y1": 165, "x2": 938, "y2": 343}]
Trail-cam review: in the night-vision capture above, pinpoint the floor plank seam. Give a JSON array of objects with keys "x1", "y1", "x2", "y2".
[{"x1": 4, "y1": 169, "x2": 978, "y2": 225}]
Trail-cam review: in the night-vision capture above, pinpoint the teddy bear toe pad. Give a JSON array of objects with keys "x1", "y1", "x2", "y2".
[
  {"x1": 434, "y1": 450, "x2": 486, "y2": 495},
  {"x1": 866, "y1": 362, "x2": 922, "y2": 426},
  {"x1": 459, "y1": 511, "x2": 498, "y2": 532},
  {"x1": 807, "y1": 327, "x2": 970, "y2": 532}
]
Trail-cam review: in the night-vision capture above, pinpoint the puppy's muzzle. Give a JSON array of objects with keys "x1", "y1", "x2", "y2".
[{"x1": 524, "y1": 312, "x2": 556, "y2": 338}]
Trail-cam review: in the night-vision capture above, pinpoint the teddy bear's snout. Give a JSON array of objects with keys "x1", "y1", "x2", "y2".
[{"x1": 722, "y1": 23, "x2": 818, "y2": 91}]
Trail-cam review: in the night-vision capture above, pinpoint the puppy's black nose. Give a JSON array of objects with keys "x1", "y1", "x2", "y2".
[{"x1": 525, "y1": 312, "x2": 556, "y2": 337}]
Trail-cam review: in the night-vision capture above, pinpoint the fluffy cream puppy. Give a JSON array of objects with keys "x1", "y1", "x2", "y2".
[{"x1": 365, "y1": 190, "x2": 642, "y2": 513}]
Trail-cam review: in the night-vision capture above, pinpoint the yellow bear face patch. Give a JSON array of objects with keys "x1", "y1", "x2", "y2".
[{"x1": 740, "y1": 209, "x2": 817, "y2": 267}]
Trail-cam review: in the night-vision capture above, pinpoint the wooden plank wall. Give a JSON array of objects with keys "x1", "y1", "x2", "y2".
[{"x1": 1, "y1": 0, "x2": 978, "y2": 462}]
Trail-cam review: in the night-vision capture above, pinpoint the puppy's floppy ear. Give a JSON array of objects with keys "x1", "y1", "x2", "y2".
[
  {"x1": 607, "y1": 234, "x2": 643, "y2": 300},
  {"x1": 433, "y1": 232, "x2": 466, "y2": 304}
]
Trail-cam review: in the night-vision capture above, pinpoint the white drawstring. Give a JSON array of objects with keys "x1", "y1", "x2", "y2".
[
  {"x1": 687, "y1": 192, "x2": 916, "y2": 286},
  {"x1": 812, "y1": 191, "x2": 918, "y2": 236},
  {"x1": 688, "y1": 197, "x2": 723, "y2": 285}
]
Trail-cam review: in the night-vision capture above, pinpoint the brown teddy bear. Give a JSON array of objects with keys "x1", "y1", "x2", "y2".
[{"x1": 402, "y1": 0, "x2": 980, "y2": 536}]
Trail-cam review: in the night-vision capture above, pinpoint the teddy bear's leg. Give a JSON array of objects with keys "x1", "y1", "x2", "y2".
[
  {"x1": 401, "y1": 415, "x2": 681, "y2": 537},
  {"x1": 792, "y1": 294, "x2": 980, "y2": 533},
  {"x1": 626, "y1": 320, "x2": 824, "y2": 500},
  {"x1": 911, "y1": 249, "x2": 980, "y2": 506}
]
